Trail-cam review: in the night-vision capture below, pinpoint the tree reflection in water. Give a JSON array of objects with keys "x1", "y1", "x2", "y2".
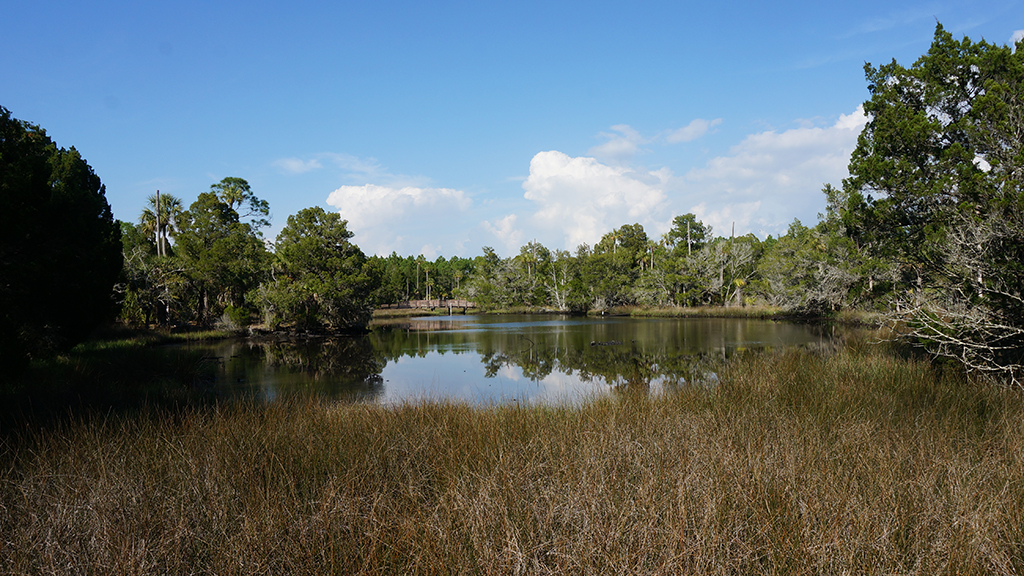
[
  {"x1": 369, "y1": 315, "x2": 848, "y2": 397},
  {"x1": 208, "y1": 336, "x2": 387, "y2": 402},
  {"x1": 475, "y1": 339, "x2": 726, "y2": 395},
  {"x1": 193, "y1": 316, "x2": 852, "y2": 403}
]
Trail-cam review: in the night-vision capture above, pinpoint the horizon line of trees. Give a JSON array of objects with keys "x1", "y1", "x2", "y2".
[{"x1": 116, "y1": 179, "x2": 889, "y2": 326}]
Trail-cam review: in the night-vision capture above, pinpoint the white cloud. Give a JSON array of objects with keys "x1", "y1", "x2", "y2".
[
  {"x1": 1012, "y1": 30, "x2": 1024, "y2": 52},
  {"x1": 481, "y1": 214, "x2": 524, "y2": 255},
  {"x1": 665, "y1": 118, "x2": 723, "y2": 143},
  {"x1": 419, "y1": 244, "x2": 440, "y2": 260},
  {"x1": 326, "y1": 184, "x2": 471, "y2": 256},
  {"x1": 273, "y1": 152, "x2": 415, "y2": 184},
  {"x1": 521, "y1": 151, "x2": 670, "y2": 249},
  {"x1": 311, "y1": 106, "x2": 867, "y2": 256},
  {"x1": 273, "y1": 157, "x2": 322, "y2": 174},
  {"x1": 586, "y1": 119, "x2": 722, "y2": 163},
  {"x1": 587, "y1": 124, "x2": 647, "y2": 164},
  {"x1": 319, "y1": 153, "x2": 385, "y2": 177},
  {"x1": 682, "y1": 106, "x2": 867, "y2": 236},
  {"x1": 690, "y1": 201, "x2": 762, "y2": 238},
  {"x1": 834, "y1": 107, "x2": 866, "y2": 130}
]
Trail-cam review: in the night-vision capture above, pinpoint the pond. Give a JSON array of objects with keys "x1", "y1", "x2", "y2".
[{"x1": 189, "y1": 315, "x2": 850, "y2": 406}]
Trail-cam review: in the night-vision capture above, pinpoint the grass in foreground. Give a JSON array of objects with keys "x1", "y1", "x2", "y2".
[{"x1": 2, "y1": 347, "x2": 1023, "y2": 574}]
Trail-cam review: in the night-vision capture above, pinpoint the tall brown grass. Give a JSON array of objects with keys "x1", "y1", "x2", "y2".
[{"x1": 3, "y1": 346, "x2": 1023, "y2": 574}]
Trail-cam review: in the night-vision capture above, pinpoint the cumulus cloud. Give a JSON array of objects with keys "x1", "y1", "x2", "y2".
[
  {"x1": 587, "y1": 124, "x2": 647, "y2": 164},
  {"x1": 665, "y1": 118, "x2": 723, "y2": 143},
  {"x1": 1012, "y1": 30, "x2": 1024, "y2": 52},
  {"x1": 481, "y1": 214, "x2": 524, "y2": 255},
  {"x1": 521, "y1": 151, "x2": 670, "y2": 249},
  {"x1": 306, "y1": 106, "x2": 867, "y2": 256},
  {"x1": 419, "y1": 244, "x2": 441, "y2": 260},
  {"x1": 682, "y1": 106, "x2": 867, "y2": 236},
  {"x1": 690, "y1": 201, "x2": 762, "y2": 238},
  {"x1": 326, "y1": 184, "x2": 471, "y2": 255}
]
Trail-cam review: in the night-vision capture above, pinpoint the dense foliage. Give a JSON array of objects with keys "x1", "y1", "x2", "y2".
[
  {"x1": 261, "y1": 207, "x2": 374, "y2": 331},
  {"x1": 114, "y1": 191, "x2": 892, "y2": 331},
  {"x1": 455, "y1": 216, "x2": 874, "y2": 314},
  {"x1": 0, "y1": 107, "x2": 122, "y2": 375},
  {"x1": 835, "y1": 24, "x2": 1024, "y2": 382},
  {"x1": 119, "y1": 180, "x2": 391, "y2": 332}
]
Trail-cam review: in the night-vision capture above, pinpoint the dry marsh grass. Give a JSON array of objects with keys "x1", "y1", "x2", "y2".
[{"x1": 3, "y1": 347, "x2": 1024, "y2": 574}]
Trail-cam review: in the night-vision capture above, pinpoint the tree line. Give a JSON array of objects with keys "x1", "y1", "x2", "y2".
[
  {"x1": 119, "y1": 182, "x2": 480, "y2": 332},
  {"x1": 120, "y1": 189, "x2": 874, "y2": 331},
  {"x1": 119, "y1": 181, "x2": 375, "y2": 332},
  {"x1": 2, "y1": 23, "x2": 1023, "y2": 383},
  {"x1": 456, "y1": 213, "x2": 884, "y2": 314}
]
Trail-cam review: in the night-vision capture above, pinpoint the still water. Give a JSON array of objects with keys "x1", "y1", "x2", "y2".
[{"x1": 191, "y1": 315, "x2": 846, "y2": 405}]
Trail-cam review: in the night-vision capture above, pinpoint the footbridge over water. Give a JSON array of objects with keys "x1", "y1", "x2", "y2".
[{"x1": 380, "y1": 299, "x2": 477, "y2": 313}]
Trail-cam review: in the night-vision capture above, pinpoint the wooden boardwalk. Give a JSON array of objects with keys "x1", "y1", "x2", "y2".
[{"x1": 380, "y1": 299, "x2": 477, "y2": 311}]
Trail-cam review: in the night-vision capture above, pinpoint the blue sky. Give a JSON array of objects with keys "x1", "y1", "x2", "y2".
[{"x1": 4, "y1": 0, "x2": 1022, "y2": 257}]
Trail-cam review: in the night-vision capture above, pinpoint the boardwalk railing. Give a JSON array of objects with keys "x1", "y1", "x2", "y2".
[{"x1": 380, "y1": 299, "x2": 477, "y2": 310}]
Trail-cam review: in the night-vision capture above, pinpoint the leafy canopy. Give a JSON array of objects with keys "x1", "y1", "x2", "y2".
[
  {"x1": 838, "y1": 24, "x2": 1024, "y2": 382},
  {"x1": 263, "y1": 207, "x2": 373, "y2": 331},
  {"x1": 0, "y1": 106, "x2": 122, "y2": 376}
]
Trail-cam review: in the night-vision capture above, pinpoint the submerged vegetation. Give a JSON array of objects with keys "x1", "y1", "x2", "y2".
[{"x1": 4, "y1": 347, "x2": 1024, "y2": 574}]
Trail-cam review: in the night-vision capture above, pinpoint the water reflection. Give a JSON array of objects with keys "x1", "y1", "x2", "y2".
[
  {"x1": 202, "y1": 336, "x2": 385, "y2": 402},
  {"x1": 191, "y1": 315, "x2": 849, "y2": 405}
]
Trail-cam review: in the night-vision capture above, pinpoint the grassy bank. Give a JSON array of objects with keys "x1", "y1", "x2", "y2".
[
  {"x1": 89, "y1": 324, "x2": 239, "y2": 344},
  {"x1": 626, "y1": 305, "x2": 784, "y2": 319},
  {"x1": 0, "y1": 327, "x2": 231, "y2": 420},
  {"x1": 373, "y1": 308, "x2": 482, "y2": 319},
  {"x1": 628, "y1": 305, "x2": 886, "y2": 326},
  {"x1": 3, "y1": 346, "x2": 1023, "y2": 574}
]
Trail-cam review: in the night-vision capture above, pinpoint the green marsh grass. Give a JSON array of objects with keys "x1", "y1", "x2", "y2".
[
  {"x1": 629, "y1": 305, "x2": 784, "y2": 319},
  {"x1": 3, "y1": 346, "x2": 1024, "y2": 574},
  {"x1": 1, "y1": 330, "x2": 220, "y2": 422},
  {"x1": 372, "y1": 308, "x2": 474, "y2": 319}
]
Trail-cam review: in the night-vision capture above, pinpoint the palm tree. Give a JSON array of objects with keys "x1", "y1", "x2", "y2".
[
  {"x1": 139, "y1": 191, "x2": 183, "y2": 257},
  {"x1": 210, "y1": 177, "x2": 270, "y2": 229},
  {"x1": 210, "y1": 177, "x2": 250, "y2": 211},
  {"x1": 519, "y1": 241, "x2": 539, "y2": 281}
]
